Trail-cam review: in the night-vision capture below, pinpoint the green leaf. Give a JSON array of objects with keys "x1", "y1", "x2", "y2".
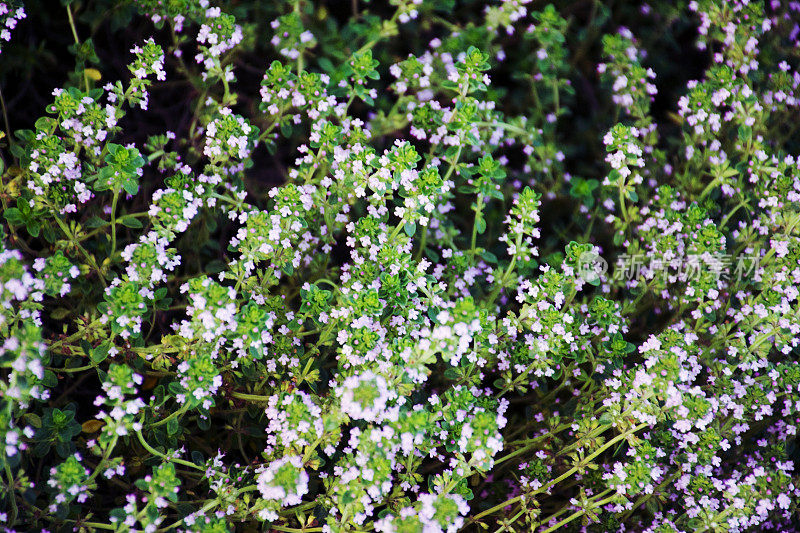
[
  {"x1": 721, "y1": 166, "x2": 739, "y2": 178},
  {"x1": 91, "y1": 343, "x2": 110, "y2": 364},
  {"x1": 318, "y1": 57, "x2": 334, "y2": 72},
  {"x1": 26, "y1": 221, "x2": 41, "y2": 238},
  {"x1": 42, "y1": 225, "x2": 56, "y2": 243},
  {"x1": 55, "y1": 441, "x2": 71, "y2": 458},
  {"x1": 475, "y1": 216, "x2": 487, "y2": 234},
  {"x1": 122, "y1": 179, "x2": 139, "y2": 196},
  {"x1": 24, "y1": 413, "x2": 42, "y2": 428},
  {"x1": 166, "y1": 416, "x2": 180, "y2": 436},
  {"x1": 404, "y1": 222, "x2": 416, "y2": 237},
  {"x1": 489, "y1": 188, "x2": 504, "y2": 201},
  {"x1": 33, "y1": 440, "x2": 50, "y2": 457},
  {"x1": 93, "y1": 178, "x2": 111, "y2": 191},
  {"x1": 205, "y1": 260, "x2": 227, "y2": 274},
  {"x1": 85, "y1": 216, "x2": 105, "y2": 228},
  {"x1": 42, "y1": 370, "x2": 58, "y2": 388},
  {"x1": 35, "y1": 116, "x2": 57, "y2": 132},
  {"x1": 10, "y1": 143, "x2": 26, "y2": 159},
  {"x1": 737, "y1": 125, "x2": 752, "y2": 142},
  {"x1": 121, "y1": 216, "x2": 143, "y2": 229},
  {"x1": 443, "y1": 367, "x2": 460, "y2": 380},
  {"x1": 480, "y1": 250, "x2": 498, "y2": 263},
  {"x1": 51, "y1": 308, "x2": 71, "y2": 320},
  {"x1": 3, "y1": 207, "x2": 23, "y2": 225}
]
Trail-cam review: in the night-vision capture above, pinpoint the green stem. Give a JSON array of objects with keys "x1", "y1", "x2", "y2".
[
  {"x1": 720, "y1": 200, "x2": 747, "y2": 227},
  {"x1": 150, "y1": 403, "x2": 189, "y2": 428},
  {"x1": 53, "y1": 215, "x2": 107, "y2": 287},
  {"x1": 79, "y1": 522, "x2": 116, "y2": 531},
  {"x1": 494, "y1": 510, "x2": 525, "y2": 533},
  {"x1": 48, "y1": 318, "x2": 104, "y2": 351},
  {"x1": 159, "y1": 498, "x2": 219, "y2": 531},
  {"x1": 620, "y1": 472, "x2": 680, "y2": 521},
  {"x1": 136, "y1": 429, "x2": 204, "y2": 471},
  {"x1": 257, "y1": 117, "x2": 281, "y2": 143},
  {"x1": 3, "y1": 461, "x2": 17, "y2": 526},
  {"x1": 270, "y1": 527, "x2": 323, "y2": 533},
  {"x1": 66, "y1": 5, "x2": 81, "y2": 47},
  {"x1": 696, "y1": 505, "x2": 736, "y2": 533},
  {"x1": 66, "y1": 5, "x2": 90, "y2": 92},
  {"x1": 494, "y1": 424, "x2": 571, "y2": 464},
  {"x1": 47, "y1": 363, "x2": 95, "y2": 373},
  {"x1": 618, "y1": 180, "x2": 630, "y2": 225},
  {"x1": 389, "y1": 219, "x2": 407, "y2": 242},
  {"x1": 158, "y1": 485, "x2": 260, "y2": 531},
  {"x1": 209, "y1": 191, "x2": 245, "y2": 209},
  {"x1": 294, "y1": 0, "x2": 304, "y2": 75},
  {"x1": 110, "y1": 190, "x2": 119, "y2": 256},
  {"x1": 80, "y1": 212, "x2": 149, "y2": 242},
  {"x1": 221, "y1": 72, "x2": 231, "y2": 103},
  {"x1": 472, "y1": 495, "x2": 524, "y2": 522},
  {"x1": 86, "y1": 435, "x2": 118, "y2": 484},
  {"x1": 230, "y1": 391, "x2": 272, "y2": 403},
  {"x1": 0, "y1": 83, "x2": 14, "y2": 153},
  {"x1": 552, "y1": 79, "x2": 560, "y2": 116},
  {"x1": 697, "y1": 175, "x2": 721, "y2": 201},
  {"x1": 472, "y1": 423, "x2": 647, "y2": 522},
  {"x1": 415, "y1": 227, "x2": 428, "y2": 261},
  {"x1": 58, "y1": 519, "x2": 116, "y2": 531},
  {"x1": 490, "y1": 229, "x2": 524, "y2": 303},
  {"x1": 474, "y1": 121, "x2": 533, "y2": 139},
  {"x1": 470, "y1": 193, "x2": 484, "y2": 256},
  {"x1": 538, "y1": 491, "x2": 616, "y2": 533}
]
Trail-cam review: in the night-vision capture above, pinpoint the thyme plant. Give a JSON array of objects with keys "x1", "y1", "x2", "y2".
[{"x1": 1, "y1": 0, "x2": 800, "y2": 531}]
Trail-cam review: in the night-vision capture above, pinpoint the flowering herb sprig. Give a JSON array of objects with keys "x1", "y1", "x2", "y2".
[{"x1": 2, "y1": 1, "x2": 800, "y2": 532}]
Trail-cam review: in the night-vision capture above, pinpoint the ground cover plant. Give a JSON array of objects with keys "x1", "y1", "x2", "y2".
[{"x1": 1, "y1": 0, "x2": 800, "y2": 531}]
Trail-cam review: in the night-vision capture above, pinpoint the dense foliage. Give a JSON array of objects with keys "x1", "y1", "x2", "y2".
[{"x1": 2, "y1": 0, "x2": 800, "y2": 531}]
